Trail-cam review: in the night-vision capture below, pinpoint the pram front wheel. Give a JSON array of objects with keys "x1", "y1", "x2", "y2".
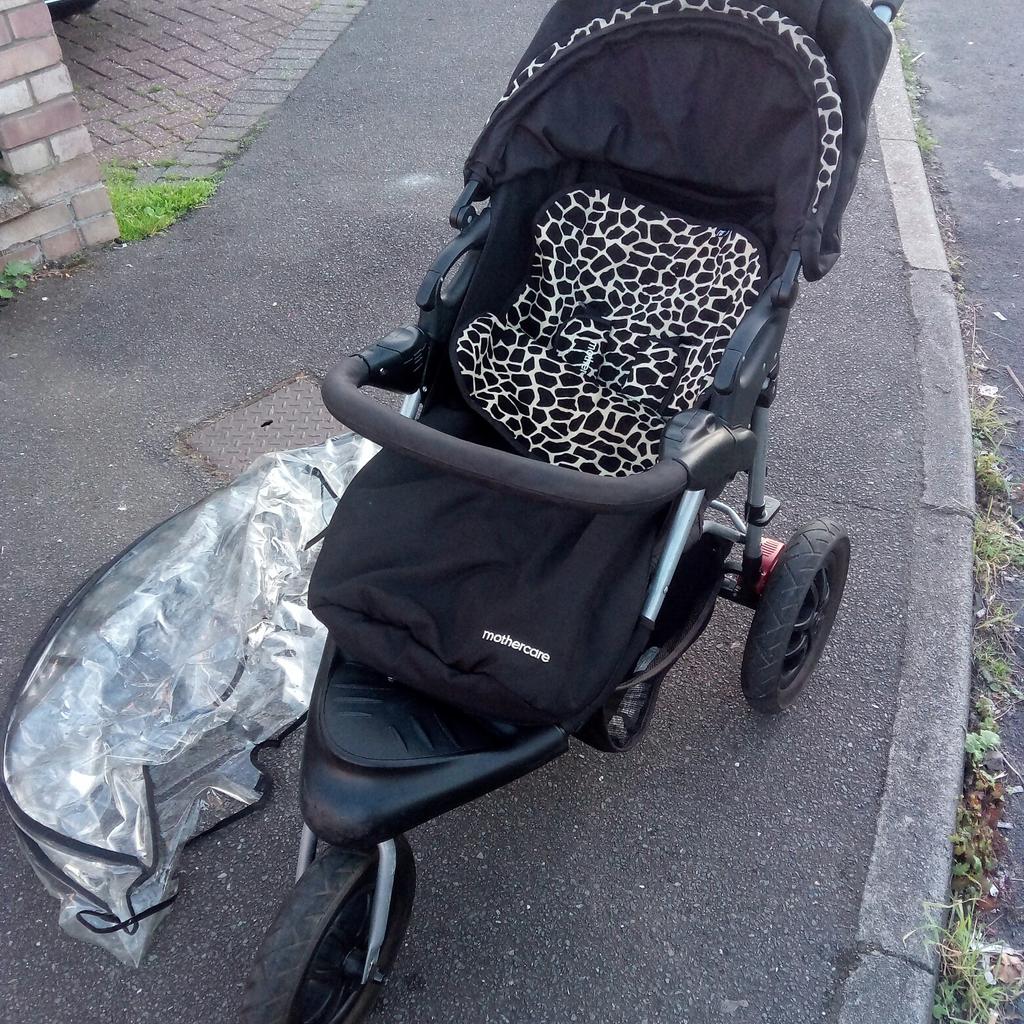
[
  {"x1": 241, "y1": 836, "x2": 416, "y2": 1024},
  {"x1": 741, "y1": 519, "x2": 850, "y2": 714}
]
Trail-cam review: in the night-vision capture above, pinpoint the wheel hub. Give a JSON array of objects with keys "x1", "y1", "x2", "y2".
[
  {"x1": 296, "y1": 883, "x2": 374, "y2": 1024},
  {"x1": 781, "y1": 566, "x2": 833, "y2": 687}
]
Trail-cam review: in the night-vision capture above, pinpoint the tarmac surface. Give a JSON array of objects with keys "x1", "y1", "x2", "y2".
[{"x1": 0, "y1": 1, "x2": 926, "y2": 1021}]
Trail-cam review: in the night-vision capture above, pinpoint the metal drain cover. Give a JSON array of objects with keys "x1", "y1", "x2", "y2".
[{"x1": 183, "y1": 376, "x2": 344, "y2": 477}]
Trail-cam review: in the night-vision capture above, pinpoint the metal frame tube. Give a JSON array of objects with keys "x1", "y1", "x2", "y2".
[
  {"x1": 708, "y1": 499, "x2": 747, "y2": 535},
  {"x1": 704, "y1": 520, "x2": 745, "y2": 545},
  {"x1": 743, "y1": 404, "x2": 771, "y2": 563},
  {"x1": 295, "y1": 824, "x2": 318, "y2": 882},
  {"x1": 296, "y1": 829, "x2": 399, "y2": 985},
  {"x1": 641, "y1": 488, "x2": 706, "y2": 624},
  {"x1": 399, "y1": 392, "x2": 422, "y2": 419},
  {"x1": 362, "y1": 839, "x2": 397, "y2": 984}
]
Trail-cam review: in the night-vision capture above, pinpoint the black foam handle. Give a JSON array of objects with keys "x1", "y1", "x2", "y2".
[{"x1": 321, "y1": 356, "x2": 690, "y2": 514}]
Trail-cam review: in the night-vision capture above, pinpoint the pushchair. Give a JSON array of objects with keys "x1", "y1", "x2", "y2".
[{"x1": 242, "y1": 1, "x2": 898, "y2": 1020}]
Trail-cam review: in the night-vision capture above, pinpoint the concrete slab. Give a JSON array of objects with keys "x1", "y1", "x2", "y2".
[{"x1": 837, "y1": 950, "x2": 935, "y2": 1024}]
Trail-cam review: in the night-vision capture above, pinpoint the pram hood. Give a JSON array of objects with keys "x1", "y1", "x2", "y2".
[{"x1": 464, "y1": 0, "x2": 891, "y2": 280}]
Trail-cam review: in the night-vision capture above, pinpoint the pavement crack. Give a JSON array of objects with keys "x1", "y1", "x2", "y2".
[
  {"x1": 855, "y1": 941, "x2": 934, "y2": 976},
  {"x1": 783, "y1": 487, "x2": 975, "y2": 523},
  {"x1": 848, "y1": 497, "x2": 906, "y2": 516},
  {"x1": 919, "y1": 499, "x2": 976, "y2": 521},
  {"x1": 781, "y1": 486, "x2": 908, "y2": 516},
  {"x1": 826, "y1": 942, "x2": 935, "y2": 1024}
]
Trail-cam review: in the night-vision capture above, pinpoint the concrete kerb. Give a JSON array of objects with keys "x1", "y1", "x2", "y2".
[
  {"x1": 834, "y1": 40, "x2": 975, "y2": 1024},
  {"x1": 146, "y1": 0, "x2": 370, "y2": 183}
]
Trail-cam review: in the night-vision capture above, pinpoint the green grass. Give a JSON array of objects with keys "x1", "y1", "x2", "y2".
[
  {"x1": 933, "y1": 381, "x2": 1024, "y2": 1021},
  {"x1": 974, "y1": 510, "x2": 1024, "y2": 594},
  {"x1": 898, "y1": 34, "x2": 938, "y2": 157},
  {"x1": 104, "y1": 164, "x2": 219, "y2": 242},
  {"x1": 915, "y1": 120, "x2": 937, "y2": 157},
  {"x1": 934, "y1": 900, "x2": 1021, "y2": 1023},
  {"x1": 976, "y1": 639, "x2": 1015, "y2": 695},
  {"x1": 972, "y1": 401, "x2": 1007, "y2": 451},
  {"x1": 975, "y1": 451, "x2": 1008, "y2": 504}
]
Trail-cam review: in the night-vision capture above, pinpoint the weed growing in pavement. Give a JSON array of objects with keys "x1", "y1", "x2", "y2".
[
  {"x1": 934, "y1": 381, "x2": 1024, "y2": 1021},
  {"x1": 0, "y1": 259, "x2": 33, "y2": 302},
  {"x1": 933, "y1": 900, "x2": 1023, "y2": 1023},
  {"x1": 976, "y1": 451, "x2": 1009, "y2": 504},
  {"x1": 976, "y1": 602, "x2": 1018, "y2": 653},
  {"x1": 941, "y1": 688, "x2": 1020, "y2": 1022},
  {"x1": 952, "y1": 778, "x2": 1003, "y2": 897},
  {"x1": 974, "y1": 510, "x2": 1024, "y2": 595},
  {"x1": 234, "y1": 120, "x2": 267, "y2": 157},
  {"x1": 963, "y1": 730, "x2": 1000, "y2": 768},
  {"x1": 914, "y1": 115, "x2": 936, "y2": 158},
  {"x1": 975, "y1": 638, "x2": 1018, "y2": 696},
  {"x1": 898, "y1": 32, "x2": 937, "y2": 157},
  {"x1": 104, "y1": 164, "x2": 219, "y2": 242},
  {"x1": 973, "y1": 401, "x2": 1008, "y2": 451}
]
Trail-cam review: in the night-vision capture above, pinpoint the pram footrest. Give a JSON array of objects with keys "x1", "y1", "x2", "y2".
[{"x1": 300, "y1": 650, "x2": 568, "y2": 847}]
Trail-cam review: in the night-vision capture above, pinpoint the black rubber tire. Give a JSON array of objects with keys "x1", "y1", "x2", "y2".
[
  {"x1": 741, "y1": 519, "x2": 850, "y2": 714},
  {"x1": 241, "y1": 837, "x2": 416, "y2": 1024}
]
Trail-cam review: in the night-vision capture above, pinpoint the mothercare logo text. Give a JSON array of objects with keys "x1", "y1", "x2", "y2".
[
  {"x1": 579, "y1": 335, "x2": 602, "y2": 376},
  {"x1": 481, "y1": 630, "x2": 551, "y2": 663}
]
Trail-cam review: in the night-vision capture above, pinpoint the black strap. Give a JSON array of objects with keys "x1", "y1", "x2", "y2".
[
  {"x1": 310, "y1": 466, "x2": 339, "y2": 500},
  {"x1": 304, "y1": 465, "x2": 342, "y2": 550},
  {"x1": 76, "y1": 893, "x2": 178, "y2": 936},
  {"x1": 304, "y1": 525, "x2": 331, "y2": 551}
]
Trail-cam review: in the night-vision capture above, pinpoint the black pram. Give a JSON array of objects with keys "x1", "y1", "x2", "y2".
[{"x1": 243, "y1": 3, "x2": 897, "y2": 1021}]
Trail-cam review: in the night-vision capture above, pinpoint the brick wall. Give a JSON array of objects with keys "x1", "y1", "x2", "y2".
[{"x1": 0, "y1": 0, "x2": 118, "y2": 269}]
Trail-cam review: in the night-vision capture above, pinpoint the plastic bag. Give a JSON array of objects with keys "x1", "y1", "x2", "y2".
[{"x1": 2, "y1": 434, "x2": 375, "y2": 964}]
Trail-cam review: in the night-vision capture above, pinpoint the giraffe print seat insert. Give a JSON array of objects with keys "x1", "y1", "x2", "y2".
[{"x1": 455, "y1": 187, "x2": 766, "y2": 478}]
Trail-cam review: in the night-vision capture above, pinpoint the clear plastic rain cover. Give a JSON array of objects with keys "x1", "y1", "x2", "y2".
[{"x1": 2, "y1": 434, "x2": 375, "y2": 965}]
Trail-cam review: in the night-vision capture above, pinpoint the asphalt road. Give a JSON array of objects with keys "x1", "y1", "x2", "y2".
[
  {"x1": 0, "y1": 2, "x2": 923, "y2": 1022},
  {"x1": 905, "y1": 0, "x2": 1024, "y2": 952}
]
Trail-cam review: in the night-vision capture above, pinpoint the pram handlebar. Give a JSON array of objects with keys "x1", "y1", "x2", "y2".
[{"x1": 322, "y1": 356, "x2": 692, "y2": 513}]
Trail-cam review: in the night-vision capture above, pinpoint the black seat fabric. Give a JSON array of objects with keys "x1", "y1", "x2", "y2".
[
  {"x1": 454, "y1": 186, "x2": 765, "y2": 477},
  {"x1": 301, "y1": 651, "x2": 568, "y2": 847}
]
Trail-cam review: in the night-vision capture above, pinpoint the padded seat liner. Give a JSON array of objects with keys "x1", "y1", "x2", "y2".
[{"x1": 455, "y1": 186, "x2": 765, "y2": 477}]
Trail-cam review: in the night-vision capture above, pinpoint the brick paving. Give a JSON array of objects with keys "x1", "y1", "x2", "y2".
[{"x1": 54, "y1": 0, "x2": 325, "y2": 165}]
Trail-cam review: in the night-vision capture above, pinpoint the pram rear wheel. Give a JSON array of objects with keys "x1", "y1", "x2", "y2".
[
  {"x1": 741, "y1": 519, "x2": 850, "y2": 714},
  {"x1": 241, "y1": 837, "x2": 416, "y2": 1024}
]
